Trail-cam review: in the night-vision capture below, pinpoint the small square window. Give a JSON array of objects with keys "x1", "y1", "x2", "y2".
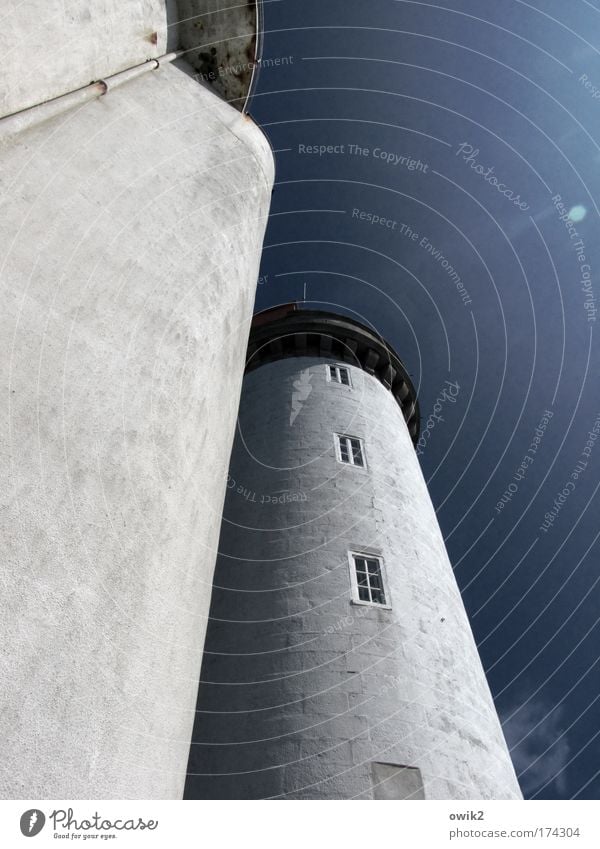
[
  {"x1": 349, "y1": 552, "x2": 390, "y2": 608},
  {"x1": 335, "y1": 434, "x2": 365, "y2": 467},
  {"x1": 327, "y1": 364, "x2": 351, "y2": 387}
]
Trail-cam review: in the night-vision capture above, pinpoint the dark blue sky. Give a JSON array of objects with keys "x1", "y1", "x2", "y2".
[{"x1": 247, "y1": 0, "x2": 600, "y2": 799}]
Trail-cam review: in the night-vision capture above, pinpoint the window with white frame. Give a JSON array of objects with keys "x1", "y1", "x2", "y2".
[
  {"x1": 335, "y1": 434, "x2": 365, "y2": 467},
  {"x1": 349, "y1": 552, "x2": 389, "y2": 607},
  {"x1": 327, "y1": 364, "x2": 351, "y2": 386}
]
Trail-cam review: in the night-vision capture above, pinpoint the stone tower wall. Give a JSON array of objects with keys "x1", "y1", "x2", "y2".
[{"x1": 187, "y1": 356, "x2": 522, "y2": 800}]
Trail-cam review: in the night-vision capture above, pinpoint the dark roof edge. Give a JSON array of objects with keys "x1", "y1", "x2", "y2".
[{"x1": 246, "y1": 304, "x2": 420, "y2": 443}]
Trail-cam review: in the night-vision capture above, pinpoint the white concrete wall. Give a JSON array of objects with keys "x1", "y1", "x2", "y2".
[
  {"x1": 0, "y1": 1, "x2": 169, "y2": 118},
  {"x1": 187, "y1": 357, "x2": 522, "y2": 800},
  {"x1": 0, "y1": 2, "x2": 259, "y2": 120},
  {"x1": 0, "y1": 61, "x2": 273, "y2": 798}
]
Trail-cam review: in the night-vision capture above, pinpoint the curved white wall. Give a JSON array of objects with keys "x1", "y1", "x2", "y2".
[
  {"x1": 187, "y1": 357, "x2": 522, "y2": 800},
  {"x1": 0, "y1": 2, "x2": 260, "y2": 120},
  {"x1": 0, "y1": 61, "x2": 273, "y2": 798},
  {"x1": 0, "y1": 1, "x2": 169, "y2": 118}
]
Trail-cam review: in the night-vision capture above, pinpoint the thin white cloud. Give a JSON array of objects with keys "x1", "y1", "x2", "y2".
[{"x1": 501, "y1": 700, "x2": 571, "y2": 797}]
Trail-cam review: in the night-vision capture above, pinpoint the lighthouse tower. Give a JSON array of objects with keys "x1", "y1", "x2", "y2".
[{"x1": 186, "y1": 305, "x2": 522, "y2": 800}]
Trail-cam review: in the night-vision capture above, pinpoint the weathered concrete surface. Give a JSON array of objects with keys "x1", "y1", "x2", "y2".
[
  {"x1": 0, "y1": 1, "x2": 169, "y2": 118},
  {"x1": 175, "y1": 1, "x2": 259, "y2": 108},
  {"x1": 0, "y1": 62, "x2": 273, "y2": 798},
  {"x1": 0, "y1": 2, "x2": 259, "y2": 119},
  {"x1": 186, "y1": 355, "x2": 523, "y2": 800}
]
